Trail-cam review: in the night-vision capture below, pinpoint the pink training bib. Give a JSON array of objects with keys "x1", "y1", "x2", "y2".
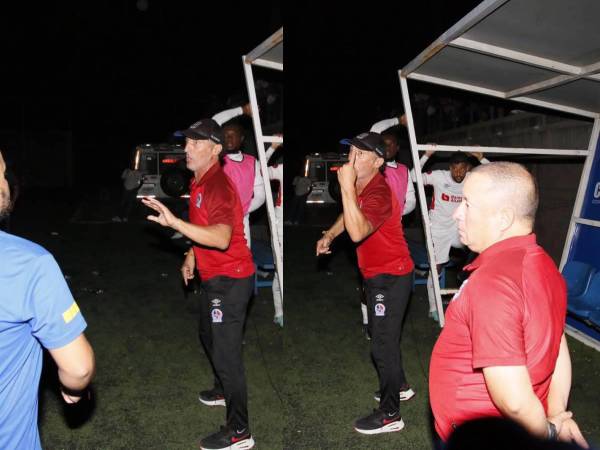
[
  {"x1": 384, "y1": 163, "x2": 409, "y2": 214},
  {"x1": 223, "y1": 154, "x2": 256, "y2": 215}
]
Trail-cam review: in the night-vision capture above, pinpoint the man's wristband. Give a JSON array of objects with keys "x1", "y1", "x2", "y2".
[
  {"x1": 547, "y1": 421, "x2": 558, "y2": 441},
  {"x1": 61, "y1": 384, "x2": 89, "y2": 398}
]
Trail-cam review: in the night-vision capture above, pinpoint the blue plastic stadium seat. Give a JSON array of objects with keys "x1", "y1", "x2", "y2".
[
  {"x1": 567, "y1": 271, "x2": 600, "y2": 319},
  {"x1": 407, "y1": 239, "x2": 446, "y2": 289},
  {"x1": 588, "y1": 310, "x2": 600, "y2": 328},
  {"x1": 562, "y1": 261, "x2": 596, "y2": 298},
  {"x1": 251, "y1": 240, "x2": 275, "y2": 295}
]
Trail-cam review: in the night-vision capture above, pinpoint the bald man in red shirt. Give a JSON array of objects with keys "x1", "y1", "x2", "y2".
[
  {"x1": 317, "y1": 132, "x2": 414, "y2": 435},
  {"x1": 429, "y1": 162, "x2": 588, "y2": 448},
  {"x1": 142, "y1": 118, "x2": 255, "y2": 450}
]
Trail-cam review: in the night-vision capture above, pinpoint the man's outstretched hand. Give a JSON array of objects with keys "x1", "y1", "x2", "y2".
[{"x1": 142, "y1": 197, "x2": 178, "y2": 228}]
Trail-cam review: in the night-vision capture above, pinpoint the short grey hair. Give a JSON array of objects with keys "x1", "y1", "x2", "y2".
[{"x1": 471, "y1": 161, "x2": 539, "y2": 225}]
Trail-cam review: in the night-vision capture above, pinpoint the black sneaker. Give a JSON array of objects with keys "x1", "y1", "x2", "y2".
[
  {"x1": 200, "y1": 426, "x2": 255, "y2": 450},
  {"x1": 354, "y1": 409, "x2": 405, "y2": 435},
  {"x1": 374, "y1": 385, "x2": 416, "y2": 402},
  {"x1": 199, "y1": 387, "x2": 226, "y2": 407}
]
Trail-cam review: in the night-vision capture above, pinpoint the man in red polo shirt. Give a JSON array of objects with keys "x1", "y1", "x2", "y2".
[
  {"x1": 316, "y1": 132, "x2": 414, "y2": 435},
  {"x1": 429, "y1": 162, "x2": 588, "y2": 448},
  {"x1": 142, "y1": 118, "x2": 255, "y2": 450}
]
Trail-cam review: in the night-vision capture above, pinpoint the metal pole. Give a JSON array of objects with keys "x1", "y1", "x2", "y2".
[
  {"x1": 242, "y1": 56, "x2": 284, "y2": 311},
  {"x1": 560, "y1": 115, "x2": 600, "y2": 269},
  {"x1": 399, "y1": 73, "x2": 446, "y2": 327}
]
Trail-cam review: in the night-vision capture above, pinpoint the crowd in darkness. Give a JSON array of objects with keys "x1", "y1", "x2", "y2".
[{"x1": 411, "y1": 92, "x2": 510, "y2": 135}]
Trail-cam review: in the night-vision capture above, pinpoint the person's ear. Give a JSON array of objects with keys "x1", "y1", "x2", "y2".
[
  {"x1": 497, "y1": 206, "x2": 515, "y2": 232},
  {"x1": 212, "y1": 144, "x2": 223, "y2": 156},
  {"x1": 374, "y1": 156, "x2": 384, "y2": 169}
]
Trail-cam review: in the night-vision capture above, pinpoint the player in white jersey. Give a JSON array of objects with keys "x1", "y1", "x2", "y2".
[{"x1": 416, "y1": 149, "x2": 488, "y2": 321}]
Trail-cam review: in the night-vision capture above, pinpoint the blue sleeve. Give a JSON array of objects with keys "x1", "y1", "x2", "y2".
[{"x1": 27, "y1": 254, "x2": 87, "y2": 349}]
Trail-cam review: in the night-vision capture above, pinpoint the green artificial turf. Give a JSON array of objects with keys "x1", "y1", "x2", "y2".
[
  {"x1": 11, "y1": 202, "x2": 600, "y2": 450},
  {"x1": 282, "y1": 225, "x2": 600, "y2": 449},
  {"x1": 30, "y1": 220, "x2": 284, "y2": 450}
]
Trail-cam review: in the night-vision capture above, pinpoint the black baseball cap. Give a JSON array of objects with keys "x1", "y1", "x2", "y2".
[
  {"x1": 180, "y1": 118, "x2": 223, "y2": 144},
  {"x1": 340, "y1": 132, "x2": 385, "y2": 158}
]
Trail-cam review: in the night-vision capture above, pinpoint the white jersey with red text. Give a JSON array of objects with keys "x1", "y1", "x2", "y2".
[
  {"x1": 422, "y1": 169, "x2": 464, "y2": 264},
  {"x1": 422, "y1": 169, "x2": 465, "y2": 230},
  {"x1": 418, "y1": 154, "x2": 489, "y2": 263}
]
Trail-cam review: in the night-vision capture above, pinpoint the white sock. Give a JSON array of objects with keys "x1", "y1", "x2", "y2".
[
  {"x1": 272, "y1": 236, "x2": 283, "y2": 318},
  {"x1": 361, "y1": 303, "x2": 368, "y2": 325},
  {"x1": 272, "y1": 273, "x2": 283, "y2": 318},
  {"x1": 427, "y1": 273, "x2": 436, "y2": 313}
]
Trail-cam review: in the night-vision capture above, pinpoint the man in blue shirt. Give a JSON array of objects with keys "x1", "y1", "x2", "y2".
[{"x1": 0, "y1": 150, "x2": 96, "y2": 449}]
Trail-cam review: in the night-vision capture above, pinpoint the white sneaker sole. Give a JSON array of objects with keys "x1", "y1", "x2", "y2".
[
  {"x1": 373, "y1": 389, "x2": 416, "y2": 402},
  {"x1": 198, "y1": 397, "x2": 226, "y2": 407},
  {"x1": 400, "y1": 389, "x2": 416, "y2": 401},
  {"x1": 200, "y1": 436, "x2": 255, "y2": 450},
  {"x1": 354, "y1": 418, "x2": 405, "y2": 435}
]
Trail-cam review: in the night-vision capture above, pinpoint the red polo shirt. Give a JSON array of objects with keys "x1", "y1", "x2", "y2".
[
  {"x1": 356, "y1": 173, "x2": 413, "y2": 279},
  {"x1": 429, "y1": 234, "x2": 567, "y2": 442},
  {"x1": 189, "y1": 162, "x2": 254, "y2": 281}
]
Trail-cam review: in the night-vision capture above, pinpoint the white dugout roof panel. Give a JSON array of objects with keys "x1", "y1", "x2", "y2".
[
  {"x1": 462, "y1": 0, "x2": 600, "y2": 67},
  {"x1": 402, "y1": 0, "x2": 600, "y2": 116},
  {"x1": 399, "y1": 0, "x2": 600, "y2": 341},
  {"x1": 244, "y1": 28, "x2": 283, "y2": 70}
]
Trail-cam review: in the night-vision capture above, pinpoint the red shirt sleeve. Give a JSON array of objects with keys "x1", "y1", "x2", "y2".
[
  {"x1": 205, "y1": 183, "x2": 235, "y2": 227},
  {"x1": 360, "y1": 182, "x2": 392, "y2": 232},
  {"x1": 468, "y1": 276, "x2": 527, "y2": 369}
]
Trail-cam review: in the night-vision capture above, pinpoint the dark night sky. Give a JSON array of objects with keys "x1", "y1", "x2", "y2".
[
  {"x1": 285, "y1": 0, "x2": 483, "y2": 179},
  {"x1": 0, "y1": 1, "x2": 496, "y2": 189},
  {"x1": 0, "y1": 1, "x2": 281, "y2": 187}
]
